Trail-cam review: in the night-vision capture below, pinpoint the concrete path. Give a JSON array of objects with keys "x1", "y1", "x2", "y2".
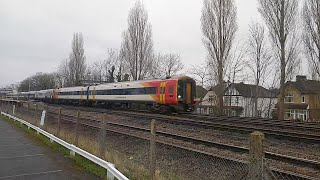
[{"x1": 0, "y1": 118, "x2": 100, "y2": 180}]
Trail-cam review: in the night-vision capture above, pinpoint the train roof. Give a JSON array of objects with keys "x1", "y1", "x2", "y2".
[
  {"x1": 22, "y1": 76, "x2": 195, "y2": 93},
  {"x1": 57, "y1": 86, "x2": 86, "y2": 92},
  {"x1": 97, "y1": 76, "x2": 193, "y2": 86}
]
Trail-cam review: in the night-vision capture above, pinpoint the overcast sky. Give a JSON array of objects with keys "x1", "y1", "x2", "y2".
[{"x1": 1, "y1": 0, "x2": 299, "y2": 87}]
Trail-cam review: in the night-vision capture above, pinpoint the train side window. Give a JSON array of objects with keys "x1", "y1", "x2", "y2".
[
  {"x1": 140, "y1": 88, "x2": 146, "y2": 94},
  {"x1": 146, "y1": 87, "x2": 157, "y2": 94},
  {"x1": 168, "y1": 86, "x2": 174, "y2": 94},
  {"x1": 152, "y1": 87, "x2": 157, "y2": 94},
  {"x1": 125, "y1": 89, "x2": 131, "y2": 95}
]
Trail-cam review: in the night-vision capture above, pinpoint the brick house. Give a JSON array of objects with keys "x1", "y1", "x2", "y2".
[{"x1": 277, "y1": 75, "x2": 320, "y2": 122}]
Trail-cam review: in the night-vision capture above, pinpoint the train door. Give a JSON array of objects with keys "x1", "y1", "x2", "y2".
[
  {"x1": 86, "y1": 86, "x2": 90, "y2": 100},
  {"x1": 159, "y1": 81, "x2": 166, "y2": 104},
  {"x1": 186, "y1": 82, "x2": 192, "y2": 104},
  {"x1": 80, "y1": 87, "x2": 84, "y2": 101},
  {"x1": 165, "y1": 81, "x2": 176, "y2": 104},
  {"x1": 52, "y1": 89, "x2": 58, "y2": 99}
]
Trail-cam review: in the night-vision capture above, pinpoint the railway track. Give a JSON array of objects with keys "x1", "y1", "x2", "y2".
[
  {"x1": 181, "y1": 113, "x2": 320, "y2": 134},
  {"x1": 47, "y1": 111, "x2": 320, "y2": 179},
  {"x1": 4, "y1": 101, "x2": 320, "y2": 179},
  {"x1": 17, "y1": 102, "x2": 320, "y2": 137},
  {"x1": 49, "y1": 104, "x2": 320, "y2": 144}
]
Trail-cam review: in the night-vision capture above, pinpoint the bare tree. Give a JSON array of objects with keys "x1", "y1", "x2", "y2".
[
  {"x1": 19, "y1": 73, "x2": 57, "y2": 92},
  {"x1": 105, "y1": 49, "x2": 120, "y2": 82},
  {"x1": 201, "y1": 0, "x2": 238, "y2": 115},
  {"x1": 163, "y1": 53, "x2": 183, "y2": 77},
  {"x1": 69, "y1": 32, "x2": 87, "y2": 86},
  {"x1": 189, "y1": 62, "x2": 210, "y2": 87},
  {"x1": 116, "y1": 49, "x2": 126, "y2": 82},
  {"x1": 148, "y1": 54, "x2": 162, "y2": 79},
  {"x1": 247, "y1": 22, "x2": 272, "y2": 117},
  {"x1": 225, "y1": 41, "x2": 247, "y2": 116},
  {"x1": 57, "y1": 59, "x2": 70, "y2": 87},
  {"x1": 226, "y1": 41, "x2": 247, "y2": 84},
  {"x1": 156, "y1": 53, "x2": 184, "y2": 77},
  {"x1": 258, "y1": 0, "x2": 300, "y2": 120},
  {"x1": 302, "y1": 0, "x2": 320, "y2": 80},
  {"x1": 120, "y1": 1, "x2": 154, "y2": 80},
  {"x1": 90, "y1": 60, "x2": 105, "y2": 82}
]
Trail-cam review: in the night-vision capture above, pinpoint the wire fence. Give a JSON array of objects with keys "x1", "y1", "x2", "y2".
[{"x1": 0, "y1": 100, "x2": 316, "y2": 180}]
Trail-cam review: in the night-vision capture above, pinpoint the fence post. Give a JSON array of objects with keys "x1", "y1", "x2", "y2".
[
  {"x1": 248, "y1": 131, "x2": 265, "y2": 180},
  {"x1": 25, "y1": 102, "x2": 29, "y2": 121},
  {"x1": 57, "y1": 107, "x2": 62, "y2": 136},
  {"x1": 43, "y1": 105, "x2": 48, "y2": 130},
  {"x1": 12, "y1": 104, "x2": 15, "y2": 115},
  {"x1": 99, "y1": 114, "x2": 107, "y2": 159},
  {"x1": 150, "y1": 119, "x2": 156, "y2": 180},
  {"x1": 74, "y1": 110, "x2": 80, "y2": 146},
  {"x1": 34, "y1": 104, "x2": 38, "y2": 125}
]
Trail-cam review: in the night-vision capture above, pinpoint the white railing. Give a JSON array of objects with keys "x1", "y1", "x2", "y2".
[{"x1": 0, "y1": 112, "x2": 129, "y2": 180}]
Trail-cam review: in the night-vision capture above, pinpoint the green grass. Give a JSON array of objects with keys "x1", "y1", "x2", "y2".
[{"x1": 0, "y1": 114, "x2": 108, "y2": 179}]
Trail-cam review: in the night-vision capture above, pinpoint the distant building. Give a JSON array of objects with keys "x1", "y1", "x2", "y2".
[
  {"x1": 194, "y1": 85, "x2": 208, "y2": 113},
  {"x1": 200, "y1": 82, "x2": 277, "y2": 118},
  {"x1": 275, "y1": 75, "x2": 320, "y2": 122},
  {"x1": 0, "y1": 88, "x2": 14, "y2": 97}
]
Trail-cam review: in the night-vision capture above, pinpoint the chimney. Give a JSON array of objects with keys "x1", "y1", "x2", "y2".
[{"x1": 296, "y1": 75, "x2": 307, "y2": 82}]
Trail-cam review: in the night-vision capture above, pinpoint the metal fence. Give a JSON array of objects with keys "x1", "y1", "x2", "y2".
[
  {"x1": 0, "y1": 100, "x2": 317, "y2": 180},
  {"x1": 0, "y1": 101, "x2": 128, "y2": 180}
]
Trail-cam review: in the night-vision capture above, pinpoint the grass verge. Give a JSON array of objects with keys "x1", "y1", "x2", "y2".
[
  {"x1": 1, "y1": 113, "x2": 181, "y2": 180},
  {"x1": 0, "y1": 114, "x2": 108, "y2": 179}
]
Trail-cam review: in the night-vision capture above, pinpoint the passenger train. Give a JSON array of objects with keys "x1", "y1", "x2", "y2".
[{"x1": 7, "y1": 76, "x2": 196, "y2": 113}]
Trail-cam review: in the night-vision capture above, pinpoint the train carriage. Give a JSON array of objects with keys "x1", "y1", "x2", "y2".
[
  {"x1": 88, "y1": 76, "x2": 196, "y2": 112},
  {"x1": 50, "y1": 76, "x2": 196, "y2": 113},
  {"x1": 35, "y1": 89, "x2": 54, "y2": 102},
  {"x1": 53, "y1": 86, "x2": 87, "y2": 103}
]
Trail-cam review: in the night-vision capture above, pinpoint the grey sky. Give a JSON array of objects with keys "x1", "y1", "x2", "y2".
[{"x1": 0, "y1": 0, "x2": 269, "y2": 87}]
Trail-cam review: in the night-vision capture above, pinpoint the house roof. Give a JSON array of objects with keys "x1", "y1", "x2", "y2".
[
  {"x1": 208, "y1": 82, "x2": 229, "y2": 96},
  {"x1": 210, "y1": 82, "x2": 276, "y2": 98},
  {"x1": 286, "y1": 79, "x2": 320, "y2": 94},
  {"x1": 233, "y1": 83, "x2": 275, "y2": 98},
  {"x1": 196, "y1": 85, "x2": 207, "y2": 98}
]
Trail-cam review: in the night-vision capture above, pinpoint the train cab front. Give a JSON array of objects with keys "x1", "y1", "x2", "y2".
[{"x1": 177, "y1": 77, "x2": 196, "y2": 112}]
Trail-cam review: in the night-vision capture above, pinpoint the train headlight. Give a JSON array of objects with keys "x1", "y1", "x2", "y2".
[{"x1": 178, "y1": 95, "x2": 181, "y2": 98}]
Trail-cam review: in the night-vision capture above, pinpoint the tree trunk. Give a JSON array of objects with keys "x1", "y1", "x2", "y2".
[{"x1": 279, "y1": 0, "x2": 286, "y2": 120}]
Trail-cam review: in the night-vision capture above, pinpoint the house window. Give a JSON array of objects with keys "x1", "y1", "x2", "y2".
[
  {"x1": 224, "y1": 96, "x2": 231, "y2": 104},
  {"x1": 209, "y1": 95, "x2": 213, "y2": 102},
  {"x1": 235, "y1": 97, "x2": 239, "y2": 104},
  {"x1": 257, "y1": 110, "x2": 262, "y2": 117},
  {"x1": 285, "y1": 109, "x2": 309, "y2": 121},
  {"x1": 284, "y1": 94, "x2": 294, "y2": 103},
  {"x1": 285, "y1": 110, "x2": 291, "y2": 119},
  {"x1": 301, "y1": 96, "x2": 305, "y2": 103}
]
